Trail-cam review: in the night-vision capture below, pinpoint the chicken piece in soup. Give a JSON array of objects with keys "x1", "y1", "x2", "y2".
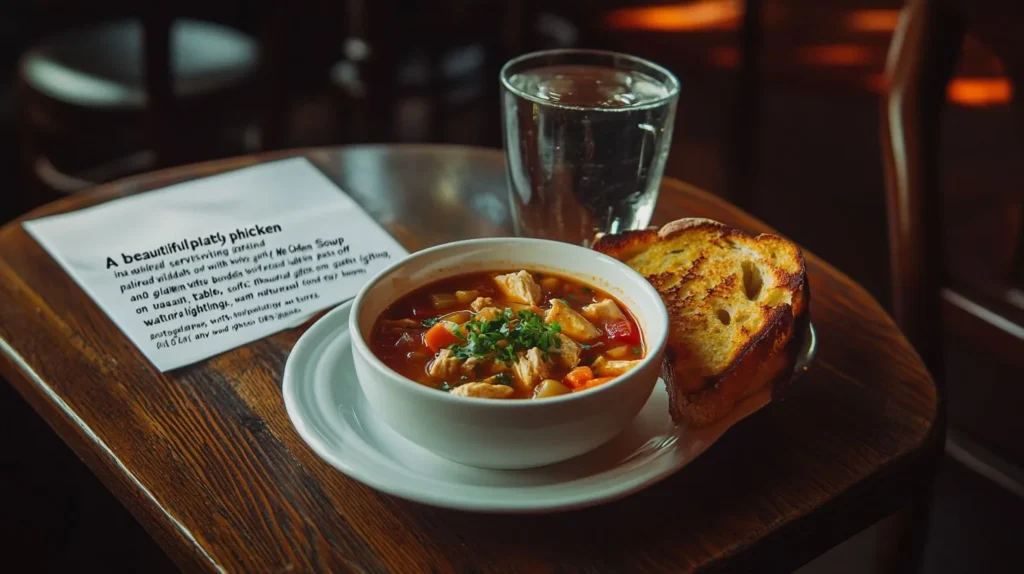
[{"x1": 369, "y1": 270, "x2": 646, "y2": 399}]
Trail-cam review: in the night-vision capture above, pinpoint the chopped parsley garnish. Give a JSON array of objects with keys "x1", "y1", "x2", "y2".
[
  {"x1": 490, "y1": 372, "x2": 514, "y2": 387},
  {"x1": 447, "y1": 309, "x2": 562, "y2": 364},
  {"x1": 420, "y1": 316, "x2": 442, "y2": 328},
  {"x1": 632, "y1": 346, "x2": 642, "y2": 356}
]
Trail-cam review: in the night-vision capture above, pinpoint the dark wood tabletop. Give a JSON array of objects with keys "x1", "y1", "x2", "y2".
[{"x1": 0, "y1": 145, "x2": 939, "y2": 573}]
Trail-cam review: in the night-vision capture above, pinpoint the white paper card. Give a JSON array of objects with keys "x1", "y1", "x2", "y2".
[{"x1": 23, "y1": 157, "x2": 407, "y2": 371}]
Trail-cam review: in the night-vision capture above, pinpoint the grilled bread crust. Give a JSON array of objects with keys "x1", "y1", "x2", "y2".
[{"x1": 594, "y1": 218, "x2": 809, "y2": 427}]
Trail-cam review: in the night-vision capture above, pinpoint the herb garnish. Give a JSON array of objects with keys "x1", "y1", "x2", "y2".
[
  {"x1": 632, "y1": 346, "x2": 642, "y2": 356},
  {"x1": 447, "y1": 309, "x2": 562, "y2": 364},
  {"x1": 421, "y1": 316, "x2": 442, "y2": 328},
  {"x1": 490, "y1": 372, "x2": 514, "y2": 387}
]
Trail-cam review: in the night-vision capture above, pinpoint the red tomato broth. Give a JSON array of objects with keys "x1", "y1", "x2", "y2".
[{"x1": 369, "y1": 269, "x2": 646, "y2": 399}]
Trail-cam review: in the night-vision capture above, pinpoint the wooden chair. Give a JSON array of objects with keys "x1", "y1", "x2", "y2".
[
  {"x1": 16, "y1": 13, "x2": 263, "y2": 213},
  {"x1": 881, "y1": 0, "x2": 1024, "y2": 509}
]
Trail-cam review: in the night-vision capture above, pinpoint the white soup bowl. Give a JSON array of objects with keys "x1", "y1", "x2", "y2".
[{"x1": 349, "y1": 237, "x2": 669, "y2": 469}]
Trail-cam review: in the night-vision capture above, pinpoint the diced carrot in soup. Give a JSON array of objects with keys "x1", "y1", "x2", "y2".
[
  {"x1": 423, "y1": 322, "x2": 460, "y2": 353},
  {"x1": 573, "y1": 377, "x2": 617, "y2": 392},
  {"x1": 564, "y1": 366, "x2": 594, "y2": 389}
]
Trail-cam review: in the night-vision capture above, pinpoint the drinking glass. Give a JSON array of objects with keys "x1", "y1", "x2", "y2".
[{"x1": 500, "y1": 49, "x2": 680, "y2": 245}]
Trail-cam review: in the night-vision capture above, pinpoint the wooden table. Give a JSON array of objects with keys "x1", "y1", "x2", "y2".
[{"x1": 0, "y1": 145, "x2": 939, "y2": 573}]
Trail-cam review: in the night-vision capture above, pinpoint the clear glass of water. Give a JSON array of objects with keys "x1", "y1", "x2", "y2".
[{"x1": 500, "y1": 49, "x2": 680, "y2": 245}]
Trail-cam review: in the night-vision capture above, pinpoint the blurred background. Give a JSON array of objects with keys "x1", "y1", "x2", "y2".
[{"x1": 0, "y1": 0, "x2": 1021, "y2": 571}]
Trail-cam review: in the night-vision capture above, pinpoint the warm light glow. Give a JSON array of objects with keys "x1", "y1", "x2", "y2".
[
  {"x1": 869, "y1": 74, "x2": 1012, "y2": 106},
  {"x1": 845, "y1": 9, "x2": 901, "y2": 32},
  {"x1": 864, "y1": 73, "x2": 889, "y2": 93},
  {"x1": 709, "y1": 46, "x2": 738, "y2": 68},
  {"x1": 799, "y1": 45, "x2": 874, "y2": 66},
  {"x1": 604, "y1": 0, "x2": 741, "y2": 32},
  {"x1": 947, "y1": 78, "x2": 1013, "y2": 106}
]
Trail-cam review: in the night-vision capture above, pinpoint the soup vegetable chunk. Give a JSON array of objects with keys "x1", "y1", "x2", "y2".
[{"x1": 370, "y1": 270, "x2": 646, "y2": 399}]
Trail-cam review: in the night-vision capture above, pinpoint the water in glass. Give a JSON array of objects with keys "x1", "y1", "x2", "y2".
[{"x1": 502, "y1": 60, "x2": 677, "y2": 245}]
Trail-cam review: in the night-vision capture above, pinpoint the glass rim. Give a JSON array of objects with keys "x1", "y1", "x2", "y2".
[{"x1": 499, "y1": 48, "x2": 681, "y2": 112}]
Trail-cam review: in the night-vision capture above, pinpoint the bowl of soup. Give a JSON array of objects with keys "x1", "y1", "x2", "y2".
[{"x1": 349, "y1": 238, "x2": 669, "y2": 469}]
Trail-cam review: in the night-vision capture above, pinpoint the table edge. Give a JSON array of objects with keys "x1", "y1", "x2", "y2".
[
  {"x1": 0, "y1": 336, "x2": 225, "y2": 573},
  {"x1": 0, "y1": 144, "x2": 940, "y2": 572}
]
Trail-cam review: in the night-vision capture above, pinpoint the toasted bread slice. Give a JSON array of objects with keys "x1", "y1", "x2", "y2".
[{"x1": 594, "y1": 218, "x2": 809, "y2": 427}]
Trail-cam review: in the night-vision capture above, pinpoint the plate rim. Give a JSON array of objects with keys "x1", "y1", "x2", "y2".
[{"x1": 283, "y1": 301, "x2": 817, "y2": 513}]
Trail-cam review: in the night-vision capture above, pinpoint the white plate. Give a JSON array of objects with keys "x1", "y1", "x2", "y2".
[{"x1": 283, "y1": 301, "x2": 817, "y2": 513}]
